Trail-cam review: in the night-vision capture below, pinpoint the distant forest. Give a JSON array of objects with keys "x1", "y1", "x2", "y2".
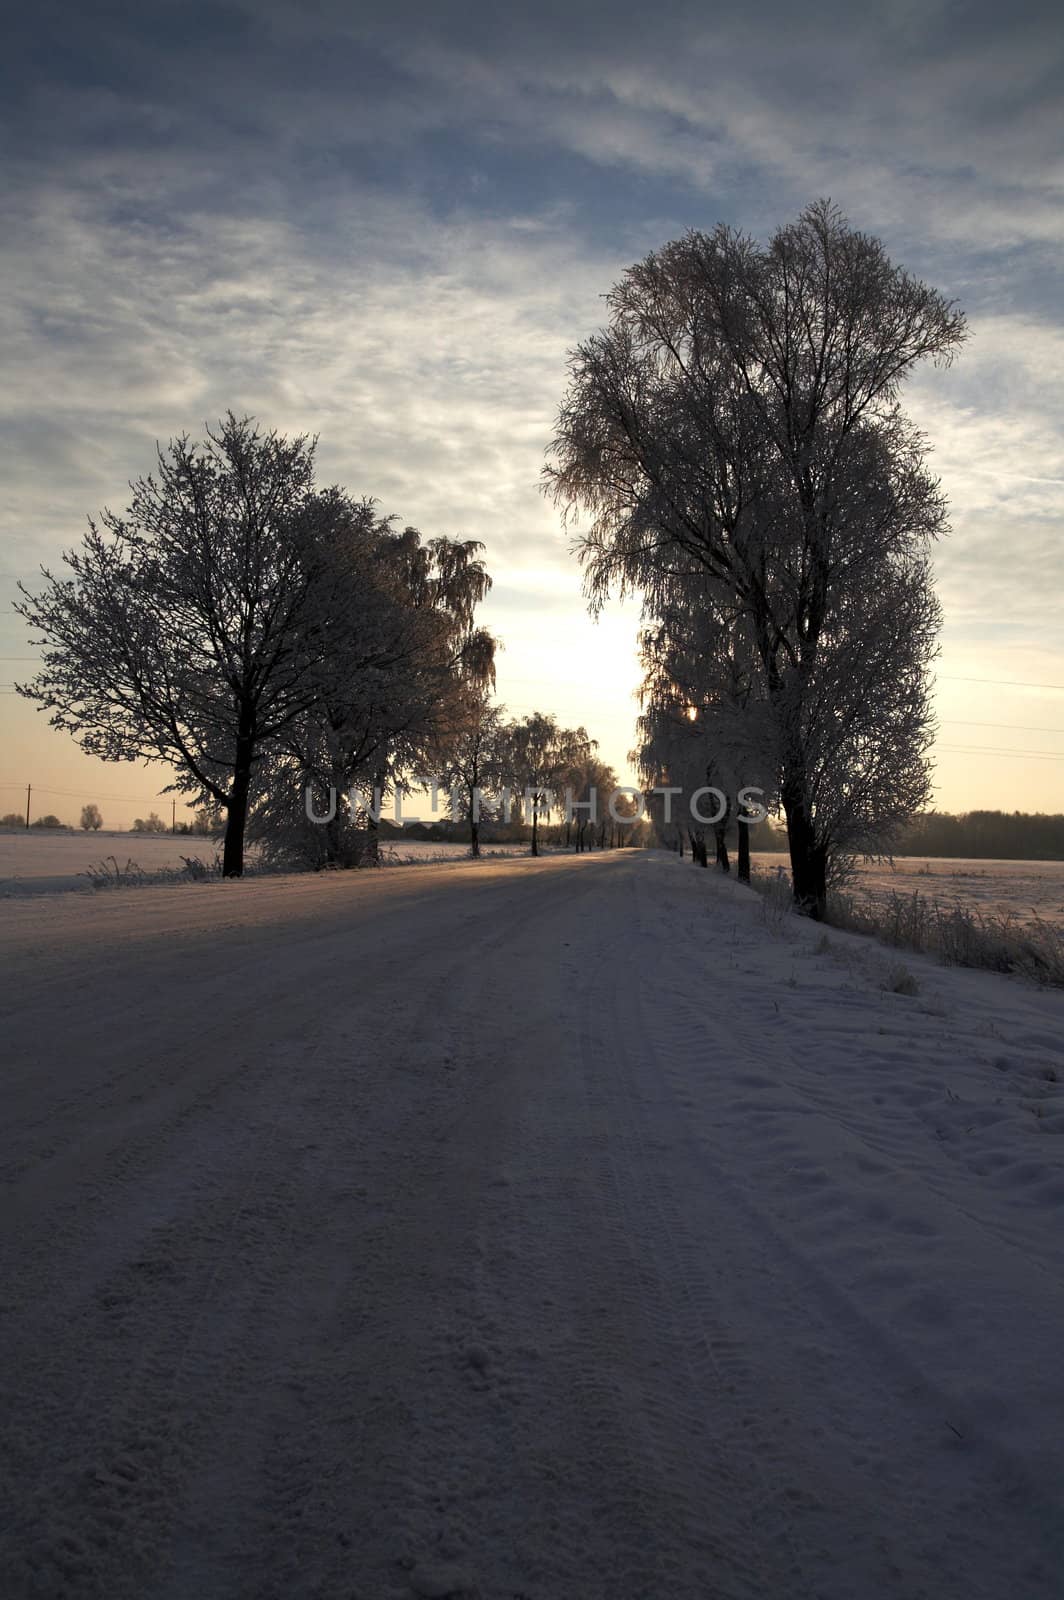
[{"x1": 751, "y1": 811, "x2": 1064, "y2": 861}]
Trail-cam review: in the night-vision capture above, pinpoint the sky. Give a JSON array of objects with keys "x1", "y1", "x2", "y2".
[{"x1": 1, "y1": 0, "x2": 1062, "y2": 830}]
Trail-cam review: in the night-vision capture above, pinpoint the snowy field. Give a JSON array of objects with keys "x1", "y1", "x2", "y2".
[
  {"x1": 380, "y1": 840, "x2": 531, "y2": 865},
  {"x1": 850, "y1": 855, "x2": 1064, "y2": 928},
  {"x1": 752, "y1": 851, "x2": 1064, "y2": 930},
  {"x1": 0, "y1": 830, "x2": 227, "y2": 895},
  {"x1": 0, "y1": 831, "x2": 528, "y2": 895},
  {"x1": 2, "y1": 850, "x2": 1063, "y2": 1598}
]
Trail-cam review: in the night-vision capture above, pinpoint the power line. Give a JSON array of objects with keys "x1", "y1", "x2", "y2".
[
  {"x1": 937, "y1": 746, "x2": 1064, "y2": 762},
  {"x1": 0, "y1": 782, "x2": 174, "y2": 802},
  {"x1": 936, "y1": 674, "x2": 1064, "y2": 692},
  {"x1": 941, "y1": 719, "x2": 1064, "y2": 735}
]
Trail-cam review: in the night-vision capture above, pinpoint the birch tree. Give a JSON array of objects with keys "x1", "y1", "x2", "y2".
[
  {"x1": 439, "y1": 694, "x2": 508, "y2": 858},
  {"x1": 501, "y1": 714, "x2": 594, "y2": 857},
  {"x1": 253, "y1": 508, "x2": 496, "y2": 868},
  {"x1": 547, "y1": 200, "x2": 965, "y2": 917}
]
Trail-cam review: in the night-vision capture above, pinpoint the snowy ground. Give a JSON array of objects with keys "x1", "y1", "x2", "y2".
[
  {"x1": 751, "y1": 851, "x2": 1064, "y2": 931},
  {"x1": 0, "y1": 833, "x2": 527, "y2": 895},
  {"x1": 850, "y1": 856, "x2": 1064, "y2": 929},
  {"x1": 2, "y1": 851, "x2": 1064, "y2": 1598},
  {"x1": 380, "y1": 841, "x2": 532, "y2": 865},
  {"x1": 0, "y1": 831, "x2": 227, "y2": 895}
]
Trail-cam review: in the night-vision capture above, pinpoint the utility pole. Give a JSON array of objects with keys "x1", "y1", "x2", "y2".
[
  {"x1": 172, "y1": 798, "x2": 176, "y2": 834},
  {"x1": 25, "y1": 783, "x2": 30, "y2": 829}
]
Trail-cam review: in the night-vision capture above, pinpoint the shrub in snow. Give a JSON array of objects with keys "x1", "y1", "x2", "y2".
[{"x1": 827, "y1": 889, "x2": 1064, "y2": 987}]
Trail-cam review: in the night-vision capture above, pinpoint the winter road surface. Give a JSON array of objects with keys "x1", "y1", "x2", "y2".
[{"x1": 2, "y1": 851, "x2": 1064, "y2": 1600}]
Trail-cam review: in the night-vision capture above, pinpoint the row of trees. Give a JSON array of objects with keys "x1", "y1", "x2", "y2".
[
  {"x1": 15, "y1": 417, "x2": 625, "y2": 871},
  {"x1": 0, "y1": 806, "x2": 224, "y2": 834},
  {"x1": 127, "y1": 809, "x2": 218, "y2": 835},
  {"x1": 439, "y1": 705, "x2": 588, "y2": 858},
  {"x1": 547, "y1": 200, "x2": 966, "y2": 918},
  {"x1": 16, "y1": 417, "x2": 499, "y2": 876},
  {"x1": 289, "y1": 701, "x2": 616, "y2": 864},
  {"x1": 438, "y1": 706, "x2": 626, "y2": 858}
]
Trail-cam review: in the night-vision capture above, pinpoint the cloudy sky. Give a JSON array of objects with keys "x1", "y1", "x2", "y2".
[{"x1": 2, "y1": 0, "x2": 1062, "y2": 827}]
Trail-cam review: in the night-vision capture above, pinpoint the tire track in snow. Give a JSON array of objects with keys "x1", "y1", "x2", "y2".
[
  {"x1": 1, "y1": 1019, "x2": 339, "y2": 1600},
  {"x1": 2, "y1": 859, "x2": 606, "y2": 1599},
  {"x1": 573, "y1": 875, "x2": 816, "y2": 1599}
]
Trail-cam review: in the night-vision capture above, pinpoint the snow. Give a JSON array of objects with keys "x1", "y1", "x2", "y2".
[
  {"x1": 1, "y1": 849, "x2": 1063, "y2": 1598},
  {"x1": 380, "y1": 841, "x2": 534, "y2": 866},
  {"x1": 0, "y1": 832, "x2": 530, "y2": 896},
  {"x1": 0, "y1": 830, "x2": 225, "y2": 896},
  {"x1": 753, "y1": 851, "x2": 1064, "y2": 931}
]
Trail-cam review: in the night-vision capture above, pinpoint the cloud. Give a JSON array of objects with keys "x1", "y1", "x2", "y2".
[
  {"x1": 2, "y1": 0, "x2": 1062, "y2": 807},
  {"x1": 0, "y1": 183, "x2": 616, "y2": 568},
  {"x1": 902, "y1": 308, "x2": 1064, "y2": 639}
]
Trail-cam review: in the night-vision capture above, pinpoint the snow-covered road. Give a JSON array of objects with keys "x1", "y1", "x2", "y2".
[{"x1": 2, "y1": 851, "x2": 1063, "y2": 1599}]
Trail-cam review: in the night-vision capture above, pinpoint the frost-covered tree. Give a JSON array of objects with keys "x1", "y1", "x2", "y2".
[
  {"x1": 370, "y1": 525, "x2": 496, "y2": 854},
  {"x1": 547, "y1": 200, "x2": 965, "y2": 918},
  {"x1": 252, "y1": 504, "x2": 496, "y2": 869},
  {"x1": 560, "y1": 750, "x2": 614, "y2": 851},
  {"x1": 438, "y1": 693, "x2": 508, "y2": 858},
  {"x1": 132, "y1": 812, "x2": 167, "y2": 833},
  {"x1": 637, "y1": 593, "x2": 774, "y2": 881},
  {"x1": 637, "y1": 537, "x2": 940, "y2": 893},
  {"x1": 16, "y1": 416, "x2": 341, "y2": 877},
  {"x1": 501, "y1": 714, "x2": 593, "y2": 857},
  {"x1": 634, "y1": 696, "x2": 720, "y2": 868},
  {"x1": 80, "y1": 803, "x2": 103, "y2": 831}
]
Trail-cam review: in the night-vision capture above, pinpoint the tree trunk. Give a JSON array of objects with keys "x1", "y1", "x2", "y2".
[
  {"x1": 324, "y1": 758, "x2": 346, "y2": 865},
  {"x1": 783, "y1": 784, "x2": 827, "y2": 919},
  {"x1": 468, "y1": 781, "x2": 480, "y2": 857},
  {"x1": 324, "y1": 813, "x2": 341, "y2": 866},
  {"x1": 714, "y1": 793, "x2": 731, "y2": 872},
  {"x1": 222, "y1": 725, "x2": 255, "y2": 878},
  {"x1": 737, "y1": 815, "x2": 751, "y2": 884},
  {"x1": 531, "y1": 796, "x2": 539, "y2": 857},
  {"x1": 365, "y1": 766, "x2": 385, "y2": 866}
]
